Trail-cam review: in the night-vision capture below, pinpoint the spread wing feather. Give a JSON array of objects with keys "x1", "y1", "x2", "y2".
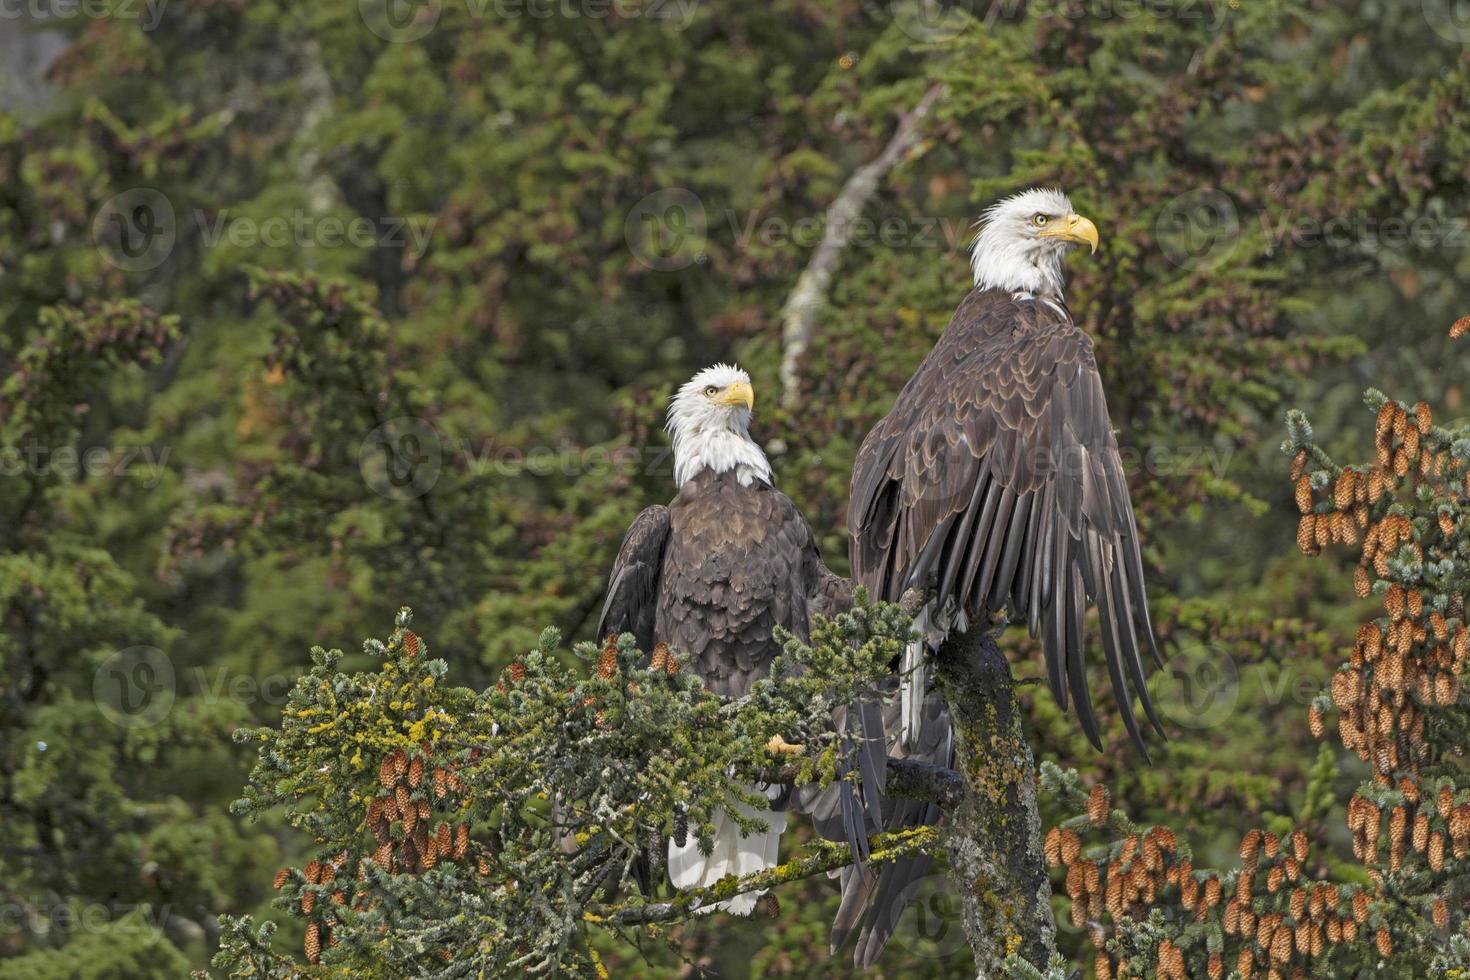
[
  {"x1": 850, "y1": 287, "x2": 1162, "y2": 747},
  {"x1": 833, "y1": 287, "x2": 1164, "y2": 966},
  {"x1": 817, "y1": 688, "x2": 953, "y2": 963}
]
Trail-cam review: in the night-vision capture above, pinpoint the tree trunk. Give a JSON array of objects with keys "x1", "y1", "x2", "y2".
[{"x1": 932, "y1": 623, "x2": 1057, "y2": 975}]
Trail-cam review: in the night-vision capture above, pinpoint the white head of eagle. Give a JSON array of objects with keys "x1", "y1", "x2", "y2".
[
  {"x1": 969, "y1": 187, "x2": 1099, "y2": 300},
  {"x1": 666, "y1": 363, "x2": 773, "y2": 488}
]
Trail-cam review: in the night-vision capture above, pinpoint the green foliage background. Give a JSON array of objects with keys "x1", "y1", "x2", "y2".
[{"x1": 1, "y1": 0, "x2": 1469, "y2": 975}]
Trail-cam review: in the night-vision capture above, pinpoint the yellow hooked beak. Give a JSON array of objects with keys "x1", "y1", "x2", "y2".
[
  {"x1": 718, "y1": 381, "x2": 755, "y2": 411},
  {"x1": 1039, "y1": 212, "x2": 1099, "y2": 254}
]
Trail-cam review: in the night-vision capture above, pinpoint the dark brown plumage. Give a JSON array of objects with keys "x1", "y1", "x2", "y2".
[
  {"x1": 825, "y1": 281, "x2": 1164, "y2": 967},
  {"x1": 596, "y1": 362, "x2": 857, "y2": 915},
  {"x1": 850, "y1": 284, "x2": 1163, "y2": 748},
  {"x1": 795, "y1": 689, "x2": 949, "y2": 960},
  {"x1": 599, "y1": 468, "x2": 850, "y2": 697}
]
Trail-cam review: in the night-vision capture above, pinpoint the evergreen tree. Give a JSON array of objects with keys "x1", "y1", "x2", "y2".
[
  {"x1": 1031, "y1": 316, "x2": 1470, "y2": 978},
  {"x1": 0, "y1": 0, "x2": 1468, "y2": 973}
]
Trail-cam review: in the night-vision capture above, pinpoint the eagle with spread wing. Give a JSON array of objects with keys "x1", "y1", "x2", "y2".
[
  {"x1": 831, "y1": 188, "x2": 1166, "y2": 964},
  {"x1": 597, "y1": 364, "x2": 852, "y2": 914}
]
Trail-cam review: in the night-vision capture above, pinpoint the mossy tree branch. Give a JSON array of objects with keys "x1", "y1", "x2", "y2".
[
  {"x1": 933, "y1": 623, "x2": 1059, "y2": 975},
  {"x1": 759, "y1": 755, "x2": 967, "y2": 809}
]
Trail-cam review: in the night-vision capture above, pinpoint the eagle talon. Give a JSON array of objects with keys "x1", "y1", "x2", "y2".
[{"x1": 765, "y1": 735, "x2": 802, "y2": 757}]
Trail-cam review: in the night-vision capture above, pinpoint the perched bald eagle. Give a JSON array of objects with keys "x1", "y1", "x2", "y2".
[
  {"x1": 833, "y1": 188, "x2": 1165, "y2": 964},
  {"x1": 597, "y1": 364, "x2": 850, "y2": 914}
]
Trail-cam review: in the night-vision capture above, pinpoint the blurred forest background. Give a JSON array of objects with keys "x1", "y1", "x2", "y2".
[{"x1": 2, "y1": 0, "x2": 1469, "y2": 976}]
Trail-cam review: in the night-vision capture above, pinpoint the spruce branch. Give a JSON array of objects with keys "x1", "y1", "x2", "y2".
[{"x1": 221, "y1": 595, "x2": 910, "y2": 976}]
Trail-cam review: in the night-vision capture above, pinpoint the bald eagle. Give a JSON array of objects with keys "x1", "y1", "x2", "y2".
[
  {"x1": 833, "y1": 188, "x2": 1165, "y2": 963},
  {"x1": 597, "y1": 364, "x2": 851, "y2": 914}
]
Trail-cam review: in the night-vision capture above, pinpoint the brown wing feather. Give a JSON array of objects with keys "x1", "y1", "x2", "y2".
[
  {"x1": 597, "y1": 505, "x2": 671, "y2": 652},
  {"x1": 832, "y1": 286, "x2": 1164, "y2": 965},
  {"x1": 848, "y1": 286, "x2": 1162, "y2": 750}
]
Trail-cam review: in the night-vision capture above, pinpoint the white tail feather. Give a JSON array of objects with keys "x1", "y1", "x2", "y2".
[
  {"x1": 667, "y1": 790, "x2": 787, "y2": 915},
  {"x1": 899, "y1": 638, "x2": 927, "y2": 751},
  {"x1": 900, "y1": 602, "x2": 967, "y2": 750}
]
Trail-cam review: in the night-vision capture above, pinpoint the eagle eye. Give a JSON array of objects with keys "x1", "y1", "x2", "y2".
[
  {"x1": 1032, "y1": 213, "x2": 1049, "y2": 227},
  {"x1": 703, "y1": 385, "x2": 719, "y2": 396}
]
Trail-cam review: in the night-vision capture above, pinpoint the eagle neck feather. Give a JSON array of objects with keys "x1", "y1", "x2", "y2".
[
  {"x1": 970, "y1": 229, "x2": 1068, "y2": 299},
  {"x1": 671, "y1": 425, "x2": 772, "y2": 488}
]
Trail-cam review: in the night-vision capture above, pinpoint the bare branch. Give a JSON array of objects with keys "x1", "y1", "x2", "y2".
[
  {"x1": 778, "y1": 83, "x2": 946, "y2": 408},
  {"x1": 884, "y1": 755, "x2": 966, "y2": 809}
]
